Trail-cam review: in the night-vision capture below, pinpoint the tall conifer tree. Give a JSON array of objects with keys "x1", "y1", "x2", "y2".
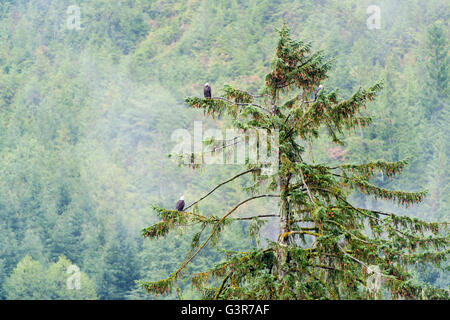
[{"x1": 141, "y1": 26, "x2": 448, "y2": 299}]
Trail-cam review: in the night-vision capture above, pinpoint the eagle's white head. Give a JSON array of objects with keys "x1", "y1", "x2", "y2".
[
  {"x1": 204, "y1": 83, "x2": 209, "y2": 87},
  {"x1": 179, "y1": 196, "x2": 184, "y2": 201}
]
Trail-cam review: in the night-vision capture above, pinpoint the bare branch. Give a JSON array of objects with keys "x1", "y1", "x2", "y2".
[
  {"x1": 233, "y1": 214, "x2": 279, "y2": 221},
  {"x1": 279, "y1": 230, "x2": 323, "y2": 241},
  {"x1": 184, "y1": 169, "x2": 256, "y2": 211},
  {"x1": 211, "y1": 97, "x2": 271, "y2": 112},
  {"x1": 208, "y1": 137, "x2": 242, "y2": 153},
  {"x1": 213, "y1": 272, "x2": 233, "y2": 300},
  {"x1": 249, "y1": 93, "x2": 271, "y2": 99},
  {"x1": 299, "y1": 166, "x2": 315, "y2": 204}
]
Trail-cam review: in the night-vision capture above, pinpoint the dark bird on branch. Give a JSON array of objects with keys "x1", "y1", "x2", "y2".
[
  {"x1": 314, "y1": 84, "x2": 323, "y2": 101},
  {"x1": 175, "y1": 196, "x2": 185, "y2": 211},
  {"x1": 204, "y1": 83, "x2": 212, "y2": 99}
]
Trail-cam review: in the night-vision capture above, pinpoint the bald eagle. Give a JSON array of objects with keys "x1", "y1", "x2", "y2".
[
  {"x1": 314, "y1": 85, "x2": 323, "y2": 101},
  {"x1": 204, "y1": 83, "x2": 212, "y2": 99},
  {"x1": 176, "y1": 196, "x2": 185, "y2": 211}
]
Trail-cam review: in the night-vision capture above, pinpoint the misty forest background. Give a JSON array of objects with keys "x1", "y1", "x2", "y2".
[{"x1": 0, "y1": 0, "x2": 448, "y2": 299}]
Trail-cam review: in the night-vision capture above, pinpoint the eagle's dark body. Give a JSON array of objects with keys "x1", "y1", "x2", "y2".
[
  {"x1": 176, "y1": 199, "x2": 185, "y2": 211},
  {"x1": 204, "y1": 83, "x2": 212, "y2": 99}
]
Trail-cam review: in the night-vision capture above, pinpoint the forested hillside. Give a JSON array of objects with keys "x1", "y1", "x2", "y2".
[{"x1": 0, "y1": 0, "x2": 448, "y2": 299}]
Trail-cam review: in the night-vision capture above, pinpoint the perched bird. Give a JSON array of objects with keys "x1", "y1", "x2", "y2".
[
  {"x1": 175, "y1": 196, "x2": 185, "y2": 211},
  {"x1": 314, "y1": 84, "x2": 323, "y2": 101},
  {"x1": 204, "y1": 83, "x2": 212, "y2": 99}
]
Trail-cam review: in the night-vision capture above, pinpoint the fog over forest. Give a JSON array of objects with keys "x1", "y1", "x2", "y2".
[{"x1": 0, "y1": 0, "x2": 448, "y2": 300}]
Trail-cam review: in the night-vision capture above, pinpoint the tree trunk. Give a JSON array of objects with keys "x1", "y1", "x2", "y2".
[{"x1": 276, "y1": 173, "x2": 291, "y2": 278}]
